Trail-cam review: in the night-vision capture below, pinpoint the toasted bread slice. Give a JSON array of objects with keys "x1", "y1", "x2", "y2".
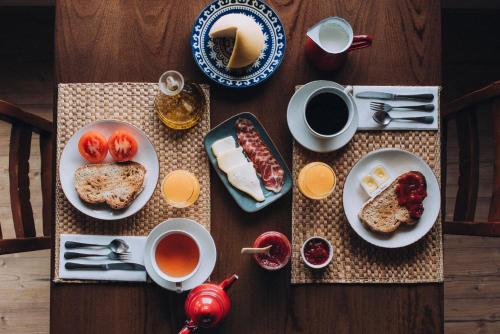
[
  {"x1": 74, "y1": 161, "x2": 146, "y2": 210},
  {"x1": 358, "y1": 171, "x2": 423, "y2": 233}
]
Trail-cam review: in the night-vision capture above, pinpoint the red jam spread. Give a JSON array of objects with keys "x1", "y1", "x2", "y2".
[
  {"x1": 304, "y1": 238, "x2": 330, "y2": 265},
  {"x1": 253, "y1": 232, "x2": 291, "y2": 270},
  {"x1": 395, "y1": 171, "x2": 427, "y2": 219}
]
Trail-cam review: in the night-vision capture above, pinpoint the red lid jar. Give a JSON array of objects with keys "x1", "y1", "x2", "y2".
[{"x1": 252, "y1": 231, "x2": 291, "y2": 271}]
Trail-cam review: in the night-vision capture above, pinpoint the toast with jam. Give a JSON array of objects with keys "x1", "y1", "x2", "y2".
[{"x1": 358, "y1": 171, "x2": 427, "y2": 233}]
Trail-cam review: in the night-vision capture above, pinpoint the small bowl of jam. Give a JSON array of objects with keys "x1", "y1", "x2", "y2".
[
  {"x1": 301, "y1": 236, "x2": 333, "y2": 269},
  {"x1": 252, "y1": 231, "x2": 292, "y2": 271}
]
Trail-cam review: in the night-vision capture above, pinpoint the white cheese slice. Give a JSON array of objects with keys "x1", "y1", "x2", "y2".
[
  {"x1": 217, "y1": 147, "x2": 248, "y2": 173},
  {"x1": 211, "y1": 136, "x2": 236, "y2": 158},
  {"x1": 227, "y1": 162, "x2": 265, "y2": 202},
  {"x1": 209, "y1": 13, "x2": 264, "y2": 69}
]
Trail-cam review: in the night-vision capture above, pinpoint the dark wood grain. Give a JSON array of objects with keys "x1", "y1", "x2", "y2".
[
  {"x1": 9, "y1": 124, "x2": 35, "y2": 238},
  {"x1": 40, "y1": 131, "x2": 54, "y2": 237},
  {"x1": 53, "y1": 1, "x2": 442, "y2": 333},
  {"x1": 453, "y1": 110, "x2": 479, "y2": 221}
]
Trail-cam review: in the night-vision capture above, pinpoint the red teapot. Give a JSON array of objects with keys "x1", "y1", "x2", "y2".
[
  {"x1": 179, "y1": 274, "x2": 238, "y2": 334},
  {"x1": 305, "y1": 17, "x2": 372, "y2": 71}
]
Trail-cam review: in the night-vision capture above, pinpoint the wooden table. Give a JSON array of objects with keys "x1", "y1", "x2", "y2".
[{"x1": 52, "y1": 1, "x2": 443, "y2": 333}]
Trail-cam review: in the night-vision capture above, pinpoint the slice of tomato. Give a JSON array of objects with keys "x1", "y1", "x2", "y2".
[
  {"x1": 108, "y1": 130, "x2": 138, "y2": 162},
  {"x1": 78, "y1": 131, "x2": 108, "y2": 163}
]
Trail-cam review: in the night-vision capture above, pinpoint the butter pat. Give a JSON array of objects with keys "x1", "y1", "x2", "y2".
[
  {"x1": 360, "y1": 175, "x2": 378, "y2": 196},
  {"x1": 370, "y1": 165, "x2": 390, "y2": 185},
  {"x1": 209, "y1": 13, "x2": 264, "y2": 69}
]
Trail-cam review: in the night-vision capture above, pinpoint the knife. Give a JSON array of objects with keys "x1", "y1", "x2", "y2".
[
  {"x1": 65, "y1": 262, "x2": 145, "y2": 271},
  {"x1": 356, "y1": 91, "x2": 434, "y2": 102}
]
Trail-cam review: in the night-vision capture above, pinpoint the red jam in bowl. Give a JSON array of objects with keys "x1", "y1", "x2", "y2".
[
  {"x1": 395, "y1": 171, "x2": 428, "y2": 219},
  {"x1": 303, "y1": 238, "x2": 330, "y2": 266},
  {"x1": 252, "y1": 232, "x2": 291, "y2": 271}
]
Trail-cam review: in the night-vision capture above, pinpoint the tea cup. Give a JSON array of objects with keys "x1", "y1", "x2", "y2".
[{"x1": 150, "y1": 230, "x2": 201, "y2": 293}]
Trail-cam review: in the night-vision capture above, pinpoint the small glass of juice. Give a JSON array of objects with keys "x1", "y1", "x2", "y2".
[
  {"x1": 161, "y1": 170, "x2": 200, "y2": 208},
  {"x1": 297, "y1": 162, "x2": 336, "y2": 200}
]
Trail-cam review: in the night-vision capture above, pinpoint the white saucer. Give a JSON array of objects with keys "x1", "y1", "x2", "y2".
[
  {"x1": 287, "y1": 80, "x2": 359, "y2": 153},
  {"x1": 59, "y1": 119, "x2": 159, "y2": 220},
  {"x1": 144, "y1": 218, "x2": 216, "y2": 292},
  {"x1": 343, "y1": 148, "x2": 441, "y2": 248}
]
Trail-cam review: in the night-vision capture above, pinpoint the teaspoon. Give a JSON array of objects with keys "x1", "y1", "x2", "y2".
[
  {"x1": 372, "y1": 110, "x2": 434, "y2": 126},
  {"x1": 241, "y1": 245, "x2": 272, "y2": 255},
  {"x1": 65, "y1": 239, "x2": 130, "y2": 254}
]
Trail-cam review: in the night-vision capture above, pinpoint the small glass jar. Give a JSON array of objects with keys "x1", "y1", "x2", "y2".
[
  {"x1": 154, "y1": 70, "x2": 206, "y2": 130},
  {"x1": 252, "y1": 231, "x2": 291, "y2": 271}
]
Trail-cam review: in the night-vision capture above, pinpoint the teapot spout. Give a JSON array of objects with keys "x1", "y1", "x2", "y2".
[
  {"x1": 178, "y1": 320, "x2": 196, "y2": 334},
  {"x1": 219, "y1": 274, "x2": 238, "y2": 291}
]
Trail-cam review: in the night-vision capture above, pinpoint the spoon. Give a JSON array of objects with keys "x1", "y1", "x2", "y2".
[
  {"x1": 64, "y1": 239, "x2": 130, "y2": 254},
  {"x1": 241, "y1": 245, "x2": 272, "y2": 255},
  {"x1": 372, "y1": 110, "x2": 434, "y2": 126}
]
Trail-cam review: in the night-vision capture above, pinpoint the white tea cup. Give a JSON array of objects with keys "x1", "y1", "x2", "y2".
[{"x1": 150, "y1": 230, "x2": 201, "y2": 293}]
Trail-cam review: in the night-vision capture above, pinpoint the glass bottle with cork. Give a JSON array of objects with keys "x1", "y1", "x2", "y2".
[{"x1": 154, "y1": 70, "x2": 206, "y2": 130}]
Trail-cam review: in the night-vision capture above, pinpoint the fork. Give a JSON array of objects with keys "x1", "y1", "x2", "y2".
[
  {"x1": 370, "y1": 102, "x2": 435, "y2": 112},
  {"x1": 64, "y1": 251, "x2": 131, "y2": 261}
]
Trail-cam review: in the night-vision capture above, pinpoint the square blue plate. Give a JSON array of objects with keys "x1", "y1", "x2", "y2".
[{"x1": 203, "y1": 112, "x2": 292, "y2": 212}]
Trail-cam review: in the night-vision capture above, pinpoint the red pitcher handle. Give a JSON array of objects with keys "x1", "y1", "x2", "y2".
[{"x1": 348, "y1": 35, "x2": 373, "y2": 52}]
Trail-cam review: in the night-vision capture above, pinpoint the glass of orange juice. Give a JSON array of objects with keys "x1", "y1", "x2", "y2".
[
  {"x1": 297, "y1": 162, "x2": 336, "y2": 200},
  {"x1": 161, "y1": 170, "x2": 200, "y2": 208}
]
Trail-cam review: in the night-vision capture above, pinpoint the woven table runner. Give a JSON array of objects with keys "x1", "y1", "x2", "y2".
[
  {"x1": 291, "y1": 131, "x2": 443, "y2": 284},
  {"x1": 54, "y1": 83, "x2": 211, "y2": 282}
]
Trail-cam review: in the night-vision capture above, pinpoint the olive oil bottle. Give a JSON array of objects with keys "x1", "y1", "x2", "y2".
[{"x1": 154, "y1": 70, "x2": 205, "y2": 130}]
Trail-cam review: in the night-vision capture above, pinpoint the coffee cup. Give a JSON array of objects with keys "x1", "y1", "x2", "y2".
[
  {"x1": 303, "y1": 85, "x2": 354, "y2": 140},
  {"x1": 151, "y1": 230, "x2": 201, "y2": 293}
]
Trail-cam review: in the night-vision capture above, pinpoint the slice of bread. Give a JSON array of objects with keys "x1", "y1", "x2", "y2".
[
  {"x1": 358, "y1": 171, "x2": 423, "y2": 233},
  {"x1": 74, "y1": 161, "x2": 146, "y2": 210}
]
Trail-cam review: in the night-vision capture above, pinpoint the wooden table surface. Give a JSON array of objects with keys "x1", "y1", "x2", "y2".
[{"x1": 52, "y1": 1, "x2": 443, "y2": 333}]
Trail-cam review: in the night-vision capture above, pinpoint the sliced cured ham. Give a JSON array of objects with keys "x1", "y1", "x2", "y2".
[{"x1": 235, "y1": 118, "x2": 285, "y2": 193}]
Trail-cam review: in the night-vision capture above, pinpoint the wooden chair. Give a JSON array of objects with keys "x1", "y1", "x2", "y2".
[
  {"x1": 442, "y1": 81, "x2": 500, "y2": 236},
  {"x1": 0, "y1": 99, "x2": 53, "y2": 254}
]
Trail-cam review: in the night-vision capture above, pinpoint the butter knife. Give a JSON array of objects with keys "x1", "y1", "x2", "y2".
[
  {"x1": 65, "y1": 262, "x2": 145, "y2": 271},
  {"x1": 356, "y1": 91, "x2": 434, "y2": 102}
]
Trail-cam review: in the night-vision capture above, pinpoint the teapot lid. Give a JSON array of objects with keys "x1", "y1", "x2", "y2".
[{"x1": 185, "y1": 287, "x2": 227, "y2": 328}]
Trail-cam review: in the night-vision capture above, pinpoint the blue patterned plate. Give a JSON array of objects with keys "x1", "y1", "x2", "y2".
[{"x1": 191, "y1": 0, "x2": 286, "y2": 88}]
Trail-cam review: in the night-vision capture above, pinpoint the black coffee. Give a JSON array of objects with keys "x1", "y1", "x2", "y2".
[{"x1": 305, "y1": 92, "x2": 349, "y2": 136}]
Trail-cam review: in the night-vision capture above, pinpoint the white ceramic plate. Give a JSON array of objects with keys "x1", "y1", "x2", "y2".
[
  {"x1": 343, "y1": 148, "x2": 440, "y2": 248},
  {"x1": 144, "y1": 218, "x2": 217, "y2": 292},
  {"x1": 287, "y1": 80, "x2": 358, "y2": 153},
  {"x1": 59, "y1": 120, "x2": 159, "y2": 220}
]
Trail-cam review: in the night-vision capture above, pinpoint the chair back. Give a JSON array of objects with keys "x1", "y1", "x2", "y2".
[
  {"x1": 442, "y1": 81, "x2": 500, "y2": 236},
  {"x1": 0, "y1": 100, "x2": 53, "y2": 254}
]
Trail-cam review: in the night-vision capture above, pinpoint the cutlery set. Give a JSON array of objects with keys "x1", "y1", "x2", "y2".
[
  {"x1": 63, "y1": 239, "x2": 145, "y2": 272},
  {"x1": 356, "y1": 91, "x2": 436, "y2": 125}
]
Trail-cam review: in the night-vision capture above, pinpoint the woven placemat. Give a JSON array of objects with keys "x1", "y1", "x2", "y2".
[
  {"x1": 54, "y1": 83, "x2": 210, "y2": 282},
  {"x1": 291, "y1": 131, "x2": 443, "y2": 284}
]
